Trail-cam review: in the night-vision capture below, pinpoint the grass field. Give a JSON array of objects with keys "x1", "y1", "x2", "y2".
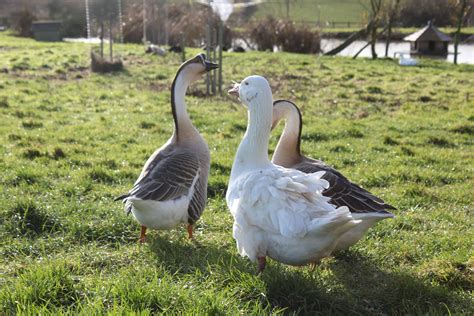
[
  {"x1": 0, "y1": 32, "x2": 473, "y2": 314},
  {"x1": 253, "y1": 0, "x2": 366, "y2": 24}
]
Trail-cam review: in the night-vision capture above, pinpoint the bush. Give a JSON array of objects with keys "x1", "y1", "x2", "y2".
[
  {"x1": 11, "y1": 8, "x2": 36, "y2": 37},
  {"x1": 398, "y1": 0, "x2": 457, "y2": 27},
  {"x1": 122, "y1": 2, "x2": 232, "y2": 48},
  {"x1": 91, "y1": 51, "x2": 123, "y2": 73},
  {"x1": 47, "y1": 0, "x2": 87, "y2": 38},
  {"x1": 275, "y1": 20, "x2": 321, "y2": 54},
  {"x1": 249, "y1": 17, "x2": 321, "y2": 54},
  {"x1": 249, "y1": 16, "x2": 278, "y2": 51}
]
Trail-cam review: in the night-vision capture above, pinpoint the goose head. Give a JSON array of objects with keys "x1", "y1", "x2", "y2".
[
  {"x1": 228, "y1": 75, "x2": 272, "y2": 110},
  {"x1": 177, "y1": 53, "x2": 218, "y2": 83},
  {"x1": 271, "y1": 99, "x2": 302, "y2": 130}
]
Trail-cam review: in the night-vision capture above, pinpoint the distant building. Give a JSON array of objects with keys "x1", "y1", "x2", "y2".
[
  {"x1": 32, "y1": 21, "x2": 62, "y2": 41},
  {"x1": 403, "y1": 21, "x2": 452, "y2": 57}
]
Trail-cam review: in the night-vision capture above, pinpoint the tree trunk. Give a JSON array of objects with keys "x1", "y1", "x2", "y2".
[
  {"x1": 385, "y1": 0, "x2": 401, "y2": 58},
  {"x1": 385, "y1": 24, "x2": 392, "y2": 57},
  {"x1": 454, "y1": 0, "x2": 468, "y2": 65},
  {"x1": 370, "y1": 24, "x2": 377, "y2": 59},
  {"x1": 354, "y1": 24, "x2": 389, "y2": 59}
]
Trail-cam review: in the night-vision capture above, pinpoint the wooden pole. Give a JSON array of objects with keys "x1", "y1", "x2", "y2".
[
  {"x1": 100, "y1": 20, "x2": 104, "y2": 57},
  {"x1": 164, "y1": 0, "x2": 169, "y2": 45},
  {"x1": 109, "y1": 14, "x2": 113, "y2": 61},
  {"x1": 85, "y1": 0, "x2": 91, "y2": 38},
  {"x1": 180, "y1": 32, "x2": 185, "y2": 63},
  {"x1": 151, "y1": 0, "x2": 156, "y2": 44},
  {"x1": 212, "y1": 27, "x2": 217, "y2": 95},
  {"x1": 218, "y1": 21, "x2": 223, "y2": 95},
  {"x1": 143, "y1": 0, "x2": 147, "y2": 44},
  {"x1": 205, "y1": 5, "x2": 211, "y2": 95},
  {"x1": 118, "y1": 0, "x2": 123, "y2": 43}
]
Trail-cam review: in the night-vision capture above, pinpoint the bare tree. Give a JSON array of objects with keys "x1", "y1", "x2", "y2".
[
  {"x1": 384, "y1": 0, "x2": 401, "y2": 57},
  {"x1": 368, "y1": 0, "x2": 383, "y2": 59}
]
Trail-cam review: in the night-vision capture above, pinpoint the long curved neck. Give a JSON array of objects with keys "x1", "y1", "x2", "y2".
[
  {"x1": 171, "y1": 72, "x2": 195, "y2": 141},
  {"x1": 232, "y1": 95, "x2": 273, "y2": 178},
  {"x1": 273, "y1": 108, "x2": 302, "y2": 167}
]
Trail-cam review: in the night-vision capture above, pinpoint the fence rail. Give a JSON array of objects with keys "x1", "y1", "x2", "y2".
[{"x1": 292, "y1": 20, "x2": 365, "y2": 29}]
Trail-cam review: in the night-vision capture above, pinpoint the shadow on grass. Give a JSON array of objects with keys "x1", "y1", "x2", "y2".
[
  {"x1": 147, "y1": 236, "x2": 471, "y2": 314},
  {"x1": 147, "y1": 234, "x2": 254, "y2": 276},
  {"x1": 329, "y1": 250, "x2": 471, "y2": 314}
]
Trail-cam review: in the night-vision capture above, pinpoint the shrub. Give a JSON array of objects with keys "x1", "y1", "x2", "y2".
[
  {"x1": 122, "y1": 2, "x2": 232, "y2": 48},
  {"x1": 398, "y1": 0, "x2": 457, "y2": 27},
  {"x1": 249, "y1": 17, "x2": 321, "y2": 54},
  {"x1": 47, "y1": 0, "x2": 87, "y2": 38},
  {"x1": 90, "y1": 51, "x2": 123, "y2": 73},
  {"x1": 277, "y1": 20, "x2": 320, "y2": 54},
  {"x1": 10, "y1": 8, "x2": 36, "y2": 37},
  {"x1": 248, "y1": 16, "x2": 278, "y2": 51}
]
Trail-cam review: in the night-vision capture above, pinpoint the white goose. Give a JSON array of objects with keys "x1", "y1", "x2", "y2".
[
  {"x1": 116, "y1": 53, "x2": 218, "y2": 242},
  {"x1": 226, "y1": 76, "x2": 361, "y2": 273},
  {"x1": 271, "y1": 100, "x2": 395, "y2": 252}
]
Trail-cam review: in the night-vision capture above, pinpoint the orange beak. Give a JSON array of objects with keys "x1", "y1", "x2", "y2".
[{"x1": 228, "y1": 83, "x2": 240, "y2": 97}]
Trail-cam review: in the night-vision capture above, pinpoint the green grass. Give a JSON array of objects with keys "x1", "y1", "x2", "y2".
[
  {"x1": 0, "y1": 32, "x2": 473, "y2": 314},
  {"x1": 254, "y1": 0, "x2": 366, "y2": 24}
]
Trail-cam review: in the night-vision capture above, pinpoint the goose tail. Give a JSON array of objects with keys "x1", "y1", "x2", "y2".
[
  {"x1": 114, "y1": 193, "x2": 129, "y2": 202},
  {"x1": 310, "y1": 206, "x2": 361, "y2": 236},
  {"x1": 113, "y1": 193, "x2": 133, "y2": 215}
]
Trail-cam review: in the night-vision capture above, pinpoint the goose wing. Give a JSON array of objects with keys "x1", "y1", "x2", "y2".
[
  {"x1": 227, "y1": 167, "x2": 350, "y2": 239},
  {"x1": 294, "y1": 159, "x2": 395, "y2": 214},
  {"x1": 117, "y1": 147, "x2": 201, "y2": 204}
]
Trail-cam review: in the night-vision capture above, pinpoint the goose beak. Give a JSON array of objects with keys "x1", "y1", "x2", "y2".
[
  {"x1": 205, "y1": 60, "x2": 219, "y2": 72},
  {"x1": 228, "y1": 83, "x2": 240, "y2": 97}
]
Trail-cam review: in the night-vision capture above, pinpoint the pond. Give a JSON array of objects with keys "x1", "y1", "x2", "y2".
[{"x1": 321, "y1": 38, "x2": 474, "y2": 64}]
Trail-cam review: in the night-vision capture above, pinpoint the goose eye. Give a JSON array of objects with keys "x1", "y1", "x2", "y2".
[{"x1": 244, "y1": 82, "x2": 249, "y2": 86}]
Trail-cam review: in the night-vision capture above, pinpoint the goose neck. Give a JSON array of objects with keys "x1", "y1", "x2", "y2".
[
  {"x1": 234, "y1": 100, "x2": 273, "y2": 172},
  {"x1": 171, "y1": 72, "x2": 195, "y2": 139},
  {"x1": 273, "y1": 109, "x2": 302, "y2": 166}
]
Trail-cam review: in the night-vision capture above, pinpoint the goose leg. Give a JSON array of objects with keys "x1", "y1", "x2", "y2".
[
  {"x1": 257, "y1": 256, "x2": 267, "y2": 274},
  {"x1": 187, "y1": 224, "x2": 193, "y2": 239},
  {"x1": 308, "y1": 260, "x2": 320, "y2": 272},
  {"x1": 139, "y1": 226, "x2": 147, "y2": 243}
]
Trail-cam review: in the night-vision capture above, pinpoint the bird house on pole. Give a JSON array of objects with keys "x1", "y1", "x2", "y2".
[{"x1": 404, "y1": 21, "x2": 452, "y2": 57}]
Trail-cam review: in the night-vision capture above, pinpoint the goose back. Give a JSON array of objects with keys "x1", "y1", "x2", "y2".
[{"x1": 293, "y1": 157, "x2": 395, "y2": 214}]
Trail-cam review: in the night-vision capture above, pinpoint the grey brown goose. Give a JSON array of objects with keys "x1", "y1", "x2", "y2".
[
  {"x1": 115, "y1": 53, "x2": 218, "y2": 242},
  {"x1": 271, "y1": 99, "x2": 395, "y2": 251}
]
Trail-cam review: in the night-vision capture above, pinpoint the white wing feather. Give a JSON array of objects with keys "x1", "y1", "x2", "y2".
[{"x1": 227, "y1": 166, "x2": 349, "y2": 239}]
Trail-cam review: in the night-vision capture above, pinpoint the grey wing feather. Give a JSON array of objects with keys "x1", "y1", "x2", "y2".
[
  {"x1": 186, "y1": 174, "x2": 207, "y2": 224},
  {"x1": 117, "y1": 149, "x2": 201, "y2": 203},
  {"x1": 294, "y1": 159, "x2": 396, "y2": 213}
]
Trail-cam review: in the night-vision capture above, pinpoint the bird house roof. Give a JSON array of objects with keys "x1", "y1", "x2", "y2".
[{"x1": 404, "y1": 21, "x2": 452, "y2": 42}]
